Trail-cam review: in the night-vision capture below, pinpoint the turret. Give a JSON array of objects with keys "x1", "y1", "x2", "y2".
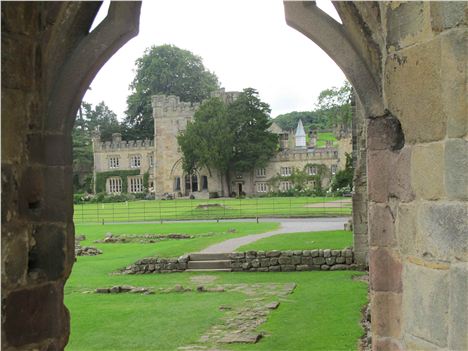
[
  {"x1": 91, "y1": 129, "x2": 101, "y2": 151},
  {"x1": 112, "y1": 133, "x2": 122, "y2": 144},
  {"x1": 295, "y1": 119, "x2": 306, "y2": 148}
]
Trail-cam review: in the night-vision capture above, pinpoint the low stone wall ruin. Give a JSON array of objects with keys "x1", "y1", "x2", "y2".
[
  {"x1": 121, "y1": 256, "x2": 189, "y2": 274},
  {"x1": 229, "y1": 249, "x2": 356, "y2": 272},
  {"x1": 121, "y1": 249, "x2": 357, "y2": 274}
]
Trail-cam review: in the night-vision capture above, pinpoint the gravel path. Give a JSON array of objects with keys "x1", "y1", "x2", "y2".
[{"x1": 200, "y1": 217, "x2": 349, "y2": 253}]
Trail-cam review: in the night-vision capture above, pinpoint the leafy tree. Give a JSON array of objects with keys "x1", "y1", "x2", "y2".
[
  {"x1": 273, "y1": 110, "x2": 326, "y2": 131},
  {"x1": 81, "y1": 101, "x2": 121, "y2": 140},
  {"x1": 124, "y1": 44, "x2": 220, "y2": 139},
  {"x1": 227, "y1": 88, "x2": 278, "y2": 172},
  {"x1": 330, "y1": 152, "x2": 354, "y2": 193},
  {"x1": 177, "y1": 88, "x2": 277, "y2": 195},
  {"x1": 72, "y1": 101, "x2": 121, "y2": 193},
  {"x1": 273, "y1": 81, "x2": 353, "y2": 136},
  {"x1": 178, "y1": 97, "x2": 232, "y2": 178},
  {"x1": 315, "y1": 81, "x2": 353, "y2": 132}
]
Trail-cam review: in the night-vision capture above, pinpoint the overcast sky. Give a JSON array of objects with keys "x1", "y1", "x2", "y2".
[{"x1": 84, "y1": 0, "x2": 346, "y2": 120}]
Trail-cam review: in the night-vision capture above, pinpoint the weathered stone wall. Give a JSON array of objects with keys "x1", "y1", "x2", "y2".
[
  {"x1": 2, "y1": 2, "x2": 141, "y2": 350},
  {"x1": 352, "y1": 94, "x2": 368, "y2": 267},
  {"x1": 285, "y1": 2, "x2": 467, "y2": 350},
  {"x1": 229, "y1": 249, "x2": 355, "y2": 272},
  {"x1": 372, "y1": 3, "x2": 467, "y2": 350},
  {"x1": 121, "y1": 256, "x2": 189, "y2": 274},
  {"x1": 121, "y1": 249, "x2": 356, "y2": 274}
]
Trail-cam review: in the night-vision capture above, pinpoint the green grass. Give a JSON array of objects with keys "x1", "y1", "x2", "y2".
[
  {"x1": 236, "y1": 230, "x2": 352, "y2": 252},
  {"x1": 66, "y1": 222, "x2": 367, "y2": 351},
  {"x1": 224, "y1": 272, "x2": 367, "y2": 351},
  {"x1": 73, "y1": 196, "x2": 351, "y2": 224},
  {"x1": 68, "y1": 222, "x2": 278, "y2": 290},
  {"x1": 316, "y1": 132, "x2": 338, "y2": 148}
]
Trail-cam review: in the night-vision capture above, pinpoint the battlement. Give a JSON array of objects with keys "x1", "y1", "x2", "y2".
[
  {"x1": 94, "y1": 139, "x2": 154, "y2": 152},
  {"x1": 273, "y1": 147, "x2": 339, "y2": 162},
  {"x1": 151, "y1": 95, "x2": 200, "y2": 117},
  {"x1": 151, "y1": 89, "x2": 241, "y2": 119},
  {"x1": 210, "y1": 88, "x2": 240, "y2": 104}
]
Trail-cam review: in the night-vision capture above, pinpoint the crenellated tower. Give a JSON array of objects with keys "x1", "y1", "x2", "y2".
[{"x1": 151, "y1": 95, "x2": 199, "y2": 195}]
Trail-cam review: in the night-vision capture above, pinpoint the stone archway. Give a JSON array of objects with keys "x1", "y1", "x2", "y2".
[
  {"x1": 285, "y1": 2, "x2": 467, "y2": 350},
  {"x1": 2, "y1": 2, "x2": 467, "y2": 351},
  {"x1": 2, "y1": 2, "x2": 141, "y2": 350}
]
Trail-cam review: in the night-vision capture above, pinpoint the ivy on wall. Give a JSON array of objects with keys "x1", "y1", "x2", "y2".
[
  {"x1": 267, "y1": 164, "x2": 330, "y2": 192},
  {"x1": 95, "y1": 170, "x2": 140, "y2": 193},
  {"x1": 143, "y1": 171, "x2": 149, "y2": 190}
]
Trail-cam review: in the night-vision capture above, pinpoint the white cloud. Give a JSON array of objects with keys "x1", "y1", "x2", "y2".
[{"x1": 84, "y1": 0, "x2": 346, "y2": 120}]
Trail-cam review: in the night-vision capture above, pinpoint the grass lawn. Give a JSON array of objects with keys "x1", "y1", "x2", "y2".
[
  {"x1": 66, "y1": 222, "x2": 367, "y2": 351},
  {"x1": 69, "y1": 222, "x2": 279, "y2": 289},
  {"x1": 316, "y1": 132, "x2": 338, "y2": 148},
  {"x1": 73, "y1": 196, "x2": 351, "y2": 224},
  {"x1": 236, "y1": 230, "x2": 353, "y2": 252}
]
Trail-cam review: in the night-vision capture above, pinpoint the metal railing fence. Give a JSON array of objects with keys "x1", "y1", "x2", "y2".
[{"x1": 73, "y1": 196, "x2": 352, "y2": 224}]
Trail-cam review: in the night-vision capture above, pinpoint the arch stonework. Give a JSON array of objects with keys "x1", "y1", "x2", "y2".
[
  {"x1": 285, "y1": 2, "x2": 467, "y2": 350},
  {"x1": 1, "y1": 2, "x2": 466, "y2": 350},
  {"x1": 2, "y1": 2, "x2": 141, "y2": 350}
]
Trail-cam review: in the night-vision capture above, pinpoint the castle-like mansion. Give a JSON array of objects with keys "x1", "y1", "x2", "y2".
[{"x1": 92, "y1": 90, "x2": 351, "y2": 198}]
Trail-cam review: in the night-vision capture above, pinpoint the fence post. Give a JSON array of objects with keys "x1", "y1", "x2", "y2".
[
  {"x1": 158, "y1": 201, "x2": 162, "y2": 223},
  {"x1": 143, "y1": 201, "x2": 146, "y2": 221},
  {"x1": 81, "y1": 203, "x2": 84, "y2": 223},
  {"x1": 239, "y1": 197, "x2": 242, "y2": 218},
  {"x1": 256, "y1": 197, "x2": 258, "y2": 219},
  {"x1": 96, "y1": 203, "x2": 99, "y2": 224},
  {"x1": 112, "y1": 203, "x2": 115, "y2": 223},
  {"x1": 127, "y1": 202, "x2": 130, "y2": 222}
]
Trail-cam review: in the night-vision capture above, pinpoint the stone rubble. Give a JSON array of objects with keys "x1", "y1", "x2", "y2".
[
  {"x1": 180, "y1": 283, "x2": 295, "y2": 350},
  {"x1": 95, "y1": 285, "x2": 153, "y2": 294},
  {"x1": 75, "y1": 244, "x2": 102, "y2": 256}
]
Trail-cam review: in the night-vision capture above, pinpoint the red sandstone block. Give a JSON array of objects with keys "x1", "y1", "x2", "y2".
[
  {"x1": 369, "y1": 248, "x2": 402, "y2": 293},
  {"x1": 373, "y1": 337, "x2": 404, "y2": 351},
  {"x1": 369, "y1": 203, "x2": 396, "y2": 247},
  {"x1": 368, "y1": 150, "x2": 398, "y2": 203},
  {"x1": 371, "y1": 292, "x2": 402, "y2": 338}
]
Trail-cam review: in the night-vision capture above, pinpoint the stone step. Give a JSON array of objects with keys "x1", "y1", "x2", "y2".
[
  {"x1": 185, "y1": 268, "x2": 232, "y2": 272},
  {"x1": 187, "y1": 260, "x2": 231, "y2": 270},
  {"x1": 189, "y1": 253, "x2": 231, "y2": 261}
]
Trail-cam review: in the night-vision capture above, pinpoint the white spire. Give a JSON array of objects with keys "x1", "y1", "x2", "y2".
[{"x1": 295, "y1": 119, "x2": 306, "y2": 148}]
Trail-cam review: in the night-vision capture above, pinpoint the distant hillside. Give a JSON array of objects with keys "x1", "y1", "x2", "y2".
[{"x1": 273, "y1": 110, "x2": 329, "y2": 132}]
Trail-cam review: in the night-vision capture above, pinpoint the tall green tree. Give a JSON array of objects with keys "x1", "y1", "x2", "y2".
[
  {"x1": 81, "y1": 101, "x2": 121, "y2": 140},
  {"x1": 178, "y1": 98, "x2": 232, "y2": 179},
  {"x1": 124, "y1": 44, "x2": 220, "y2": 139},
  {"x1": 315, "y1": 81, "x2": 353, "y2": 132},
  {"x1": 72, "y1": 101, "x2": 121, "y2": 193},
  {"x1": 177, "y1": 88, "x2": 277, "y2": 195},
  {"x1": 227, "y1": 88, "x2": 277, "y2": 172}
]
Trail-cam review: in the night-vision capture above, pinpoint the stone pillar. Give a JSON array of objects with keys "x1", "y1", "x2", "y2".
[
  {"x1": 1, "y1": 3, "x2": 141, "y2": 350},
  {"x1": 285, "y1": 2, "x2": 467, "y2": 350},
  {"x1": 379, "y1": 3, "x2": 467, "y2": 349},
  {"x1": 352, "y1": 94, "x2": 368, "y2": 267}
]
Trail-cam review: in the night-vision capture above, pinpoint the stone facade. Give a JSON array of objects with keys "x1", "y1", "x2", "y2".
[
  {"x1": 92, "y1": 133, "x2": 154, "y2": 193},
  {"x1": 92, "y1": 90, "x2": 347, "y2": 198}
]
